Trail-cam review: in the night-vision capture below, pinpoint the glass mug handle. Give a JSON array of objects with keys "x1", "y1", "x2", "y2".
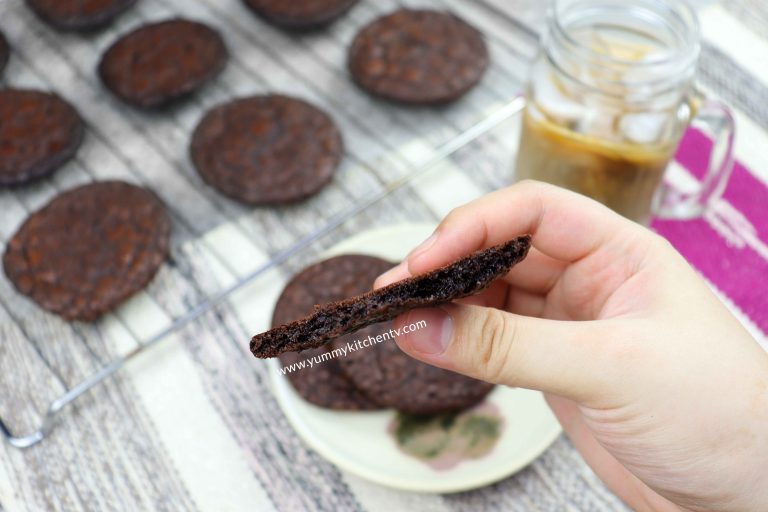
[{"x1": 653, "y1": 92, "x2": 736, "y2": 220}]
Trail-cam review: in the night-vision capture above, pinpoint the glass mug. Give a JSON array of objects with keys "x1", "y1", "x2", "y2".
[{"x1": 514, "y1": 0, "x2": 735, "y2": 225}]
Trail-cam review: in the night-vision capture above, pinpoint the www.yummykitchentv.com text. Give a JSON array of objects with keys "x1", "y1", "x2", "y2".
[{"x1": 278, "y1": 319, "x2": 428, "y2": 374}]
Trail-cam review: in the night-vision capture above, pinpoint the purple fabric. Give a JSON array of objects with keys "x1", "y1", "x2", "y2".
[{"x1": 652, "y1": 129, "x2": 768, "y2": 335}]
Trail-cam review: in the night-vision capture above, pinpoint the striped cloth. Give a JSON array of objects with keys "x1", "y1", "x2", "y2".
[{"x1": 0, "y1": 1, "x2": 766, "y2": 511}]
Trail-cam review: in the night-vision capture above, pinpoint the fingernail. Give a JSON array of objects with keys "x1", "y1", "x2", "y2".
[
  {"x1": 375, "y1": 260, "x2": 408, "y2": 288},
  {"x1": 407, "y1": 232, "x2": 439, "y2": 260},
  {"x1": 400, "y1": 308, "x2": 453, "y2": 355}
]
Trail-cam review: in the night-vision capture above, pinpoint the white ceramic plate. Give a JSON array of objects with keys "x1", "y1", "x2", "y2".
[{"x1": 268, "y1": 223, "x2": 561, "y2": 493}]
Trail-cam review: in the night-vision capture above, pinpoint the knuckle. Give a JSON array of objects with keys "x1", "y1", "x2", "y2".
[
  {"x1": 515, "y1": 178, "x2": 542, "y2": 190},
  {"x1": 476, "y1": 309, "x2": 518, "y2": 384},
  {"x1": 443, "y1": 204, "x2": 468, "y2": 225},
  {"x1": 515, "y1": 179, "x2": 549, "y2": 196},
  {"x1": 651, "y1": 232, "x2": 676, "y2": 253}
]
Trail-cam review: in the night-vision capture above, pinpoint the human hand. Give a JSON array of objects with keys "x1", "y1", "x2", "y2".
[{"x1": 375, "y1": 181, "x2": 768, "y2": 512}]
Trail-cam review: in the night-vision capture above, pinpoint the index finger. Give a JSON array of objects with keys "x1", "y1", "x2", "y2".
[{"x1": 390, "y1": 180, "x2": 644, "y2": 280}]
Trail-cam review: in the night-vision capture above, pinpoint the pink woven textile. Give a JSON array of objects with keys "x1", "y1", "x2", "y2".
[{"x1": 653, "y1": 129, "x2": 768, "y2": 335}]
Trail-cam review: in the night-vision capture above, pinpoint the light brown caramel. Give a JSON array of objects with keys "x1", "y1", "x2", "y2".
[{"x1": 515, "y1": 109, "x2": 676, "y2": 224}]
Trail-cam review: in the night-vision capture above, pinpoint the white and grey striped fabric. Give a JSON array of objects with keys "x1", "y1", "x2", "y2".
[{"x1": 0, "y1": 0, "x2": 766, "y2": 510}]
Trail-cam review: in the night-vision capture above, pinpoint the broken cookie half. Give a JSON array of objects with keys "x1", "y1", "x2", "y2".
[{"x1": 250, "y1": 236, "x2": 532, "y2": 358}]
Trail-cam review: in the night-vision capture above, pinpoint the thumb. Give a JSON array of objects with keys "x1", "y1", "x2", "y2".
[{"x1": 393, "y1": 304, "x2": 624, "y2": 403}]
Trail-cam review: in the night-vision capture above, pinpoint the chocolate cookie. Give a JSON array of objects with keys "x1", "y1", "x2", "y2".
[
  {"x1": 0, "y1": 89, "x2": 84, "y2": 187},
  {"x1": 242, "y1": 0, "x2": 358, "y2": 30},
  {"x1": 0, "y1": 31, "x2": 9, "y2": 75},
  {"x1": 99, "y1": 19, "x2": 228, "y2": 108},
  {"x1": 3, "y1": 181, "x2": 170, "y2": 321},
  {"x1": 26, "y1": 0, "x2": 137, "y2": 31},
  {"x1": 273, "y1": 254, "x2": 393, "y2": 410},
  {"x1": 348, "y1": 9, "x2": 489, "y2": 104},
  {"x1": 190, "y1": 95, "x2": 342, "y2": 205},
  {"x1": 277, "y1": 346, "x2": 380, "y2": 410},
  {"x1": 334, "y1": 334, "x2": 494, "y2": 415},
  {"x1": 251, "y1": 236, "x2": 532, "y2": 358}
]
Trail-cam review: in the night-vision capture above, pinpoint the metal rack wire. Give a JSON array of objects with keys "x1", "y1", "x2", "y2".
[
  {"x1": 0, "y1": 0, "x2": 537, "y2": 454},
  {"x1": 0, "y1": 97, "x2": 526, "y2": 449}
]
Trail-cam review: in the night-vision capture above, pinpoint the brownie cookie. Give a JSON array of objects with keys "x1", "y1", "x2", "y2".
[
  {"x1": 277, "y1": 347, "x2": 380, "y2": 410},
  {"x1": 273, "y1": 254, "x2": 393, "y2": 410},
  {"x1": 26, "y1": 0, "x2": 137, "y2": 31},
  {"x1": 190, "y1": 95, "x2": 343, "y2": 205},
  {"x1": 334, "y1": 334, "x2": 494, "y2": 415},
  {"x1": 242, "y1": 0, "x2": 358, "y2": 30},
  {"x1": 99, "y1": 19, "x2": 228, "y2": 108},
  {"x1": 0, "y1": 89, "x2": 84, "y2": 187},
  {"x1": 251, "y1": 236, "x2": 532, "y2": 358},
  {"x1": 3, "y1": 181, "x2": 170, "y2": 321},
  {"x1": 348, "y1": 9, "x2": 489, "y2": 104},
  {"x1": 0, "y1": 31, "x2": 9, "y2": 75}
]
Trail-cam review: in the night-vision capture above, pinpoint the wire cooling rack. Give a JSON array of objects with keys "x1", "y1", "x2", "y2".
[
  {"x1": 0, "y1": 97, "x2": 526, "y2": 448},
  {"x1": 0, "y1": 0, "x2": 536, "y2": 449}
]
